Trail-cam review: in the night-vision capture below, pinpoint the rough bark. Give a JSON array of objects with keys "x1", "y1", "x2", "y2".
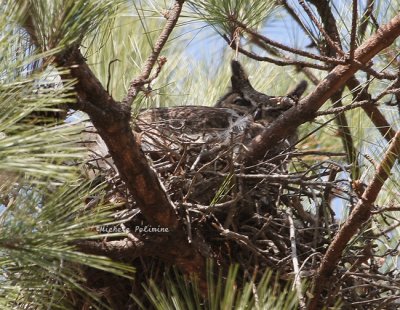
[
  {"x1": 245, "y1": 14, "x2": 400, "y2": 164},
  {"x1": 57, "y1": 49, "x2": 179, "y2": 229}
]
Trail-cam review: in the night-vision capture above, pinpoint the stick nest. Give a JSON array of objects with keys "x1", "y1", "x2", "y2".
[{"x1": 83, "y1": 110, "x2": 399, "y2": 309}]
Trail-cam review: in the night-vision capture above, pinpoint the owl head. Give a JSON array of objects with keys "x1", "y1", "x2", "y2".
[{"x1": 215, "y1": 60, "x2": 307, "y2": 123}]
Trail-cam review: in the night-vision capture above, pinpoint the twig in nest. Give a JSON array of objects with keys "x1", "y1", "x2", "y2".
[
  {"x1": 212, "y1": 222, "x2": 278, "y2": 264},
  {"x1": 287, "y1": 208, "x2": 306, "y2": 309},
  {"x1": 182, "y1": 195, "x2": 242, "y2": 213}
]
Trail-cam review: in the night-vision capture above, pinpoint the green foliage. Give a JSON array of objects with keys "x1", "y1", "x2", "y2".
[
  {"x1": 0, "y1": 182, "x2": 134, "y2": 309},
  {"x1": 0, "y1": 2, "x2": 134, "y2": 308},
  {"x1": 188, "y1": 0, "x2": 278, "y2": 34},
  {"x1": 134, "y1": 264, "x2": 299, "y2": 310},
  {"x1": 10, "y1": 0, "x2": 124, "y2": 50},
  {"x1": 211, "y1": 174, "x2": 234, "y2": 206},
  {"x1": 0, "y1": 4, "x2": 80, "y2": 184}
]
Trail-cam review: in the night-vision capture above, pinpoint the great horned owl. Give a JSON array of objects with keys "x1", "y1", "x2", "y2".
[
  {"x1": 82, "y1": 60, "x2": 307, "y2": 173},
  {"x1": 215, "y1": 60, "x2": 307, "y2": 149},
  {"x1": 216, "y1": 60, "x2": 307, "y2": 127},
  {"x1": 135, "y1": 62, "x2": 265, "y2": 137}
]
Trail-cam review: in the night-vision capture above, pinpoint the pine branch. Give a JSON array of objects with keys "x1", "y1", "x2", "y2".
[{"x1": 244, "y1": 14, "x2": 400, "y2": 164}]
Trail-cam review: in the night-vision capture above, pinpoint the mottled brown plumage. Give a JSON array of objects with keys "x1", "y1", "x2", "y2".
[
  {"x1": 215, "y1": 60, "x2": 307, "y2": 126},
  {"x1": 83, "y1": 60, "x2": 307, "y2": 172},
  {"x1": 137, "y1": 60, "x2": 307, "y2": 136}
]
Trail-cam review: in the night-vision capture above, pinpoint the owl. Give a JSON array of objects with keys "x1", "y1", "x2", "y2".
[
  {"x1": 82, "y1": 60, "x2": 307, "y2": 173},
  {"x1": 215, "y1": 60, "x2": 307, "y2": 127}
]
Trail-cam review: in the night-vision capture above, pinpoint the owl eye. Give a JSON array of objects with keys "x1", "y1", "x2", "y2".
[{"x1": 233, "y1": 97, "x2": 251, "y2": 106}]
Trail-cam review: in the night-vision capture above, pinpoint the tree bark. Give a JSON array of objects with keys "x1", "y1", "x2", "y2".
[{"x1": 245, "y1": 14, "x2": 400, "y2": 164}]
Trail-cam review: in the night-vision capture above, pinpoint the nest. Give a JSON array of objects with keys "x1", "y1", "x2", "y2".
[{"x1": 82, "y1": 107, "x2": 400, "y2": 309}]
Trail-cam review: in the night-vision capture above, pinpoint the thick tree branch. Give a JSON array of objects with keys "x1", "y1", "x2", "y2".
[
  {"x1": 308, "y1": 131, "x2": 400, "y2": 310},
  {"x1": 76, "y1": 238, "x2": 148, "y2": 261},
  {"x1": 21, "y1": 2, "x2": 186, "y2": 229},
  {"x1": 244, "y1": 14, "x2": 400, "y2": 164},
  {"x1": 55, "y1": 49, "x2": 178, "y2": 229}
]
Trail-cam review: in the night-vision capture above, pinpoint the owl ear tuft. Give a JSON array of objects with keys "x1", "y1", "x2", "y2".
[
  {"x1": 230, "y1": 60, "x2": 253, "y2": 92},
  {"x1": 231, "y1": 60, "x2": 248, "y2": 81},
  {"x1": 230, "y1": 61, "x2": 270, "y2": 105},
  {"x1": 287, "y1": 80, "x2": 308, "y2": 100}
]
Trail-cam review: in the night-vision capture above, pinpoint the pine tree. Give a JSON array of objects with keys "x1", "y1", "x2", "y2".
[{"x1": 2, "y1": 0, "x2": 400, "y2": 308}]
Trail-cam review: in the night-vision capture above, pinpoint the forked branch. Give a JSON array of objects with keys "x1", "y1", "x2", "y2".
[
  {"x1": 122, "y1": 0, "x2": 185, "y2": 106},
  {"x1": 244, "y1": 14, "x2": 400, "y2": 164}
]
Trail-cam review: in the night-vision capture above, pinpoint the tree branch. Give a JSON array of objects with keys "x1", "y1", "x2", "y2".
[
  {"x1": 349, "y1": 0, "x2": 358, "y2": 59},
  {"x1": 358, "y1": 0, "x2": 375, "y2": 39},
  {"x1": 244, "y1": 14, "x2": 400, "y2": 164},
  {"x1": 298, "y1": 0, "x2": 345, "y2": 57},
  {"x1": 122, "y1": 0, "x2": 185, "y2": 106},
  {"x1": 222, "y1": 35, "x2": 329, "y2": 70},
  {"x1": 234, "y1": 20, "x2": 344, "y2": 65},
  {"x1": 76, "y1": 238, "x2": 148, "y2": 261},
  {"x1": 308, "y1": 131, "x2": 400, "y2": 309},
  {"x1": 346, "y1": 77, "x2": 397, "y2": 141},
  {"x1": 55, "y1": 49, "x2": 178, "y2": 229}
]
